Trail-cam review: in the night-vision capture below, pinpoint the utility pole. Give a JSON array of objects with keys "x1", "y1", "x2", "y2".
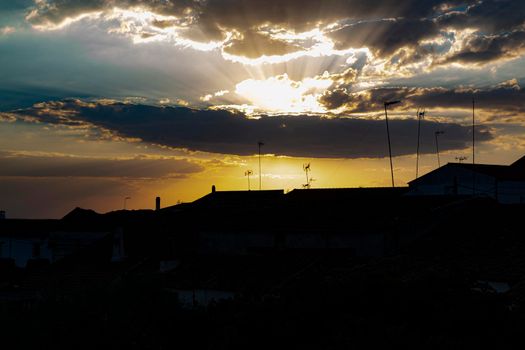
[
  {"x1": 384, "y1": 100, "x2": 401, "y2": 187},
  {"x1": 472, "y1": 98, "x2": 476, "y2": 195},
  {"x1": 258, "y1": 141, "x2": 264, "y2": 190},
  {"x1": 416, "y1": 109, "x2": 425, "y2": 179},
  {"x1": 435, "y1": 131, "x2": 444, "y2": 168},
  {"x1": 472, "y1": 98, "x2": 475, "y2": 167}
]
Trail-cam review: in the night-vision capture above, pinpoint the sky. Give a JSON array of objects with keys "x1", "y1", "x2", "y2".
[{"x1": 1, "y1": 0, "x2": 525, "y2": 218}]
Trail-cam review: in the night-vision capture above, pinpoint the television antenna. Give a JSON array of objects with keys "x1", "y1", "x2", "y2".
[
  {"x1": 258, "y1": 141, "x2": 264, "y2": 190},
  {"x1": 303, "y1": 163, "x2": 312, "y2": 189},
  {"x1": 303, "y1": 178, "x2": 316, "y2": 189},
  {"x1": 244, "y1": 170, "x2": 253, "y2": 191}
]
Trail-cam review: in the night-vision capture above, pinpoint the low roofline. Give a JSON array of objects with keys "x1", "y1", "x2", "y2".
[
  {"x1": 408, "y1": 163, "x2": 455, "y2": 184},
  {"x1": 409, "y1": 162, "x2": 516, "y2": 184}
]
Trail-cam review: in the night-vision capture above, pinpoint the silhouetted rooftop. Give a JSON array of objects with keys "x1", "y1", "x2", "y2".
[
  {"x1": 410, "y1": 158, "x2": 525, "y2": 184},
  {"x1": 286, "y1": 187, "x2": 409, "y2": 200},
  {"x1": 191, "y1": 189, "x2": 285, "y2": 208},
  {"x1": 62, "y1": 207, "x2": 100, "y2": 221}
]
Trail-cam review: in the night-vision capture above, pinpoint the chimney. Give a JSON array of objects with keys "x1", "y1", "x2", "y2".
[
  {"x1": 155, "y1": 197, "x2": 161, "y2": 211},
  {"x1": 212, "y1": 185, "x2": 216, "y2": 193}
]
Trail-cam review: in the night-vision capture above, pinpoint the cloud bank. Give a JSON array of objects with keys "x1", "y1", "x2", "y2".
[
  {"x1": 5, "y1": 99, "x2": 492, "y2": 159},
  {"x1": 24, "y1": 0, "x2": 525, "y2": 68},
  {"x1": 320, "y1": 79, "x2": 525, "y2": 114},
  {"x1": 0, "y1": 151, "x2": 203, "y2": 178}
]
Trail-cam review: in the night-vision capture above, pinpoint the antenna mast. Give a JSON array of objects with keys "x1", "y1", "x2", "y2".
[
  {"x1": 303, "y1": 163, "x2": 311, "y2": 189},
  {"x1": 472, "y1": 98, "x2": 475, "y2": 167},
  {"x1": 384, "y1": 100, "x2": 401, "y2": 187},
  {"x1": 472, "y1": 98, "x2": 476, "y2": 195},
  {"x1": 435, "y1": 131, "x2": 444, "y2": 168},
  {"x1": 416, "y1": 108, "x2": 425, "y2": 179},
  {"x1": 245, "y1": 170, "x2": 253, "y2": 191},
  {"x1": 258, "y1": 141, "x2": 264, "y2": 190}
]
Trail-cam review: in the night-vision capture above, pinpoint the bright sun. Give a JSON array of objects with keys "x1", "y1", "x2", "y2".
[{"x1": 234, "y1": 73, "x2": 333, "y2": 114}]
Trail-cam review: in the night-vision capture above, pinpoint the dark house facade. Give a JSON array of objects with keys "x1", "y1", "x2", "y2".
[{"x1": 408, "y1": 156, "x2": 525, "y2": 203}]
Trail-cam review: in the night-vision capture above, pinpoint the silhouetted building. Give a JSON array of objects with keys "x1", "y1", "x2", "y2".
[
  {"x1": 0, "y1": 219, "x2": 111, "y2": 267},
  {"x1": 408, "y1": 155, "x2": 525, "y2": 203},
  {"x1": 165, "y1": 187, "x2": 463, "y2": 257}
]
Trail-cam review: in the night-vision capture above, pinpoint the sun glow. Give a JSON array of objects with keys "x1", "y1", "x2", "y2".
[
  {"x1": 221, "y1": 28, "x2": 361, "y2": 65},
  {"x1": 234, "y1": 74, "x2": 333, "y2": 114}
]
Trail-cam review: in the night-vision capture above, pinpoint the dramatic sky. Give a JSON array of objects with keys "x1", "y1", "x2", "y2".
[{"x1": 1, "y1": 0, "x2": 525, "y2": 217}]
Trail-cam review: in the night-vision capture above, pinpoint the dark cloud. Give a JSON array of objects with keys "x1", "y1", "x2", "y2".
[
  {"x1": 437, "y1": 30, "x2": 525, "y2": 65},
  {"x1": 196, "y1": 0, "x2": 519, "y2": 62},
  {"x1": 410, "y1": 80, "x2": 525, "y2": 112},
  {"x1": 320, "y1": 80, "x2": 525, "y2": 114},
  {"x1": 223, "y1": 30, "x2": 303, "y2": 58},
  {"x1": 25, "y1": 0, "x2": 525, "y2": 65},
  {"x1": 319, "y1": 89, "x2": 350, "y2": 110},
  {"x1": 324, "y1": 1, "x2": 525, "y2": 64},
  {"x1": 320, "y1": 87, "x2": 413, "y2": 112},
  {"x1": 27, "y1": 0, "x2": 452, "y2": 29},
  {"x1": 25, "y1": 0, "x2": 480, "y2": 60},
  {"x1": 7, "y1": 99, "x2": 491, "y2": 159},
  {"x1": 0, "y1": 152, "x2": 203, "y2": 178},
  {"x1": 438, "y1": 0, "x2": 525, "y2": 33},
  {"x1": 328, "y1": 19, "x2": 440, "y2": 56},
  {"x1": 191, "y1": 0, "x2": 450, "y2": 37}
]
